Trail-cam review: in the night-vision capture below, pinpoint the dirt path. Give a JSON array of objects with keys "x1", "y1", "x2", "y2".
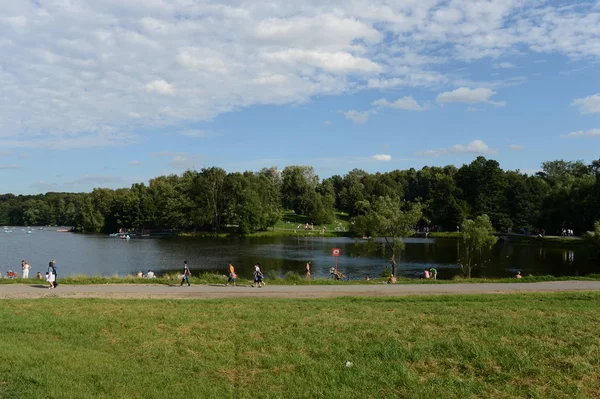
[{"x1": 1, "y1": 281, "x2": 600, "y2": 299}]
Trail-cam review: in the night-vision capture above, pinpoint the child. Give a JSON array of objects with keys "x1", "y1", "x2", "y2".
[{"x1": 46, "y1": 271, "x2": 54, "y2": 289}]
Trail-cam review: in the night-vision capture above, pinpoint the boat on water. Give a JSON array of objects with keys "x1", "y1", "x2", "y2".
[
  {"x1": 109, "y1": 233, "x2": 137, "y2": 237},
  {"x1": 27, "y1": 231, "x2": 33, "y2": 234},
  {"x1": 56, "y1": 229, "x2": 70, "y2": 232}
]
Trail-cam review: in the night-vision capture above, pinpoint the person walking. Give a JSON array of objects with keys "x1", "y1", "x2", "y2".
[
  {"x1": 180, "y1": 260, "x2": 191, "y2": 287},
  {"x1": 21, "y1": 260, "x2": 31, "y2": 279},
  {"x1": 48, "y1": 260, "x2": 58, "y2": 288},
  {"x1": 253, "y1": 263, "x2": 264, "y2": 288},
  {"x1": 305, "y1": 261, "x2": 311, "y2": 280},
  {"x1": 225, "y1": 264, "x2": 236, "y2": 286}
]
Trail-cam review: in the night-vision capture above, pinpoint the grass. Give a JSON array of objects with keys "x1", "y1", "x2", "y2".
[
  {"x1": 2, "y1": 274, "x2": 600, "y2": 286},
  {"x1": 1, "y1": 292, "x2": 599, "y2": 398}
]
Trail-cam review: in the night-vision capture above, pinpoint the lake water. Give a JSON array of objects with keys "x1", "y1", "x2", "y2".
[{"x1": 0, "y1": 229, "x2": 596, "y2": 279}]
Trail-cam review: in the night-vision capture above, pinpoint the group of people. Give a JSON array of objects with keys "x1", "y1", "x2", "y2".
[
  {"x1": 136, "y1": 270, "x2": 156, "y2": 279},
  {"x1": 423, "y1": 267, "x2": 437, "y2": 279},
  {"x1": 224, "y1": 263, "x2": 265, "y2": 287},
  {"x1": 561, "y1": 228, "x2": 575, "y2": 237},
  {"x1": 0, "y1": 260, "x2": 58, "y2": 287}
]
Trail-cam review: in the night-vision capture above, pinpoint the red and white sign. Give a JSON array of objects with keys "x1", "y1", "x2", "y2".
[{"x1": 332, "y1": 248, "x2": 341, "y2": 257}]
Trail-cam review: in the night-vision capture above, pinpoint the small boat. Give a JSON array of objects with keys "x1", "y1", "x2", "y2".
[
  {"x1": 27, "y1": 231, "x2": 33, "y2": 234},
  {"x1": 56, "y1": 229, "x2": 70, "y2": 232},
  {"x1": 5, "y1": 230, "x2": 13, "y2": 233}
]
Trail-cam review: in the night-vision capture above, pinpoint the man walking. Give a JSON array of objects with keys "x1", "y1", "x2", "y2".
[{"x1": 180, "y1": 260, "x2": 191, "y2": 287}]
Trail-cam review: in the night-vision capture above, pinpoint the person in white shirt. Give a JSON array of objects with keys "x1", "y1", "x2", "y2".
[
  {"x1": 46, "y1": 271, "x2": 55, "y2": 289},
  {"x1": 21, "y1": 260, "x2": 31, "y2": 279},
  {"x1": 146, "y1": 270, "x2": 155, "y2": 279}
]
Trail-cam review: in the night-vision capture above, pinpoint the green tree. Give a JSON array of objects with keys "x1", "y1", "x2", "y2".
[
  {"x1": 459, "y1": 214, "x2": 498, "y2": 278},
  {"x1": 354, "y1": 196, "x2": 422, "y2": 278}
]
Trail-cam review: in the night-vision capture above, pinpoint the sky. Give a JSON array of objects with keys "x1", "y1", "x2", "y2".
[{"x1": 0, "y1": 0, "x2": 599, "y2": 194}]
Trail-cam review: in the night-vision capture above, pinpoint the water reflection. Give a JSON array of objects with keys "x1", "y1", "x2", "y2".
[{"x1": 0, "y1": 231, "x2": 597, "y2": 279}]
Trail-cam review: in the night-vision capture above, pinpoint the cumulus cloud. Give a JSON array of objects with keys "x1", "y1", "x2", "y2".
[
  {"x1": 437, "y1": 88, "x2": 505, "y2": 106},
  {"x1": 344, "y1": 110, "x2": 372, "y2": 125},
  {"x1": 561, "y1": 129, "x2": 600, "y2": 138},
  {"x1": 415, "y1": 140, "x2": 496, "y2": 157},
  {"x1": 372, "y1": 97, "x2": 426, "y2": 111},
  {"x1": 145, "y1": 80, "x2": 175, "y2": 96},
  {"x1": 571, "y1": 94, "x2": 600, "y2": 114},
  {"x1": 0, "y1": 1, "x2": 598, "y2": 149},
  {"x1": 372, "y1": 154, "x2": 392, "y2": 162}
]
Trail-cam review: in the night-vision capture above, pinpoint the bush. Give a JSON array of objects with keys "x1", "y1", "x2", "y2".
[{"x1": 285, "y1": 271, "x2": 303, "y2": 282}]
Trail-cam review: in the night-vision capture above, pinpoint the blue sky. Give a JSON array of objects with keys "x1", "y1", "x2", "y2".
[{"x1": 0, "y1": 0, "x2": 599, "y2": 194}]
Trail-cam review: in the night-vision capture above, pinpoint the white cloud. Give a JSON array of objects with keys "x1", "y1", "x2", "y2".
[
  {"x1": 571, "y1": 94, "x2": 600, "y2": 114},
  {"x1": 508, "y1": 144, "x2": 525, "y2": 151},
  {"x1": 561, "y1": 128, "x2": 600, "y2": 138},
  {"x1": 344, "y1": 110, "x2": 372, "y2": 125},
  {"x1": 493, "y1": 62, "x2": 516, "y2": 69},
  {"x1": 372, "y1": 96, "x2": 426, "y2": 111},
  {"x1": 415, "y1": 140, "x2": 497, "y2": 157},
  {"x1": 128, "y1": 160, "x2": 142, "y2": 166},
  {"x1": 372, "y1": 154, "x2": 392, "y2": 162},
  {"x1": 0, "y1": 1, "x2": 597, "y2": 150},
  {"x1": 323, "y1": 120, "x2": 332, "y2": 127},
  {"x1": 437, "y1": 88, "x2": 505, "y2": 106},
  {"x1": 145, "y1": 80, "x2": 175, "y2": 96},
  {"x1": 262, "y1": 49, "x2": 382, "y2": 74}
]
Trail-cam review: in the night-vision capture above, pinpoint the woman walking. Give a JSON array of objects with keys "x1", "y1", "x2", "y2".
[
  {"x1": 48, "y1": 260, "x2": 58, "y2": 288},
  {"x1": 305, "y1": 261, "x2": 311, "y2": 280},
  {"x1": 180, "y1": 260, "x2": 191, "y2": 287},
  {"x1": 225, "y1": 264, "x2": 236, "y2": 286}
]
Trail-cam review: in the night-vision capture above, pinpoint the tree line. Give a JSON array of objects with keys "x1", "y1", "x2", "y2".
[{"x1": 1, "y1": 157, "x2": 599, "y2": 235}]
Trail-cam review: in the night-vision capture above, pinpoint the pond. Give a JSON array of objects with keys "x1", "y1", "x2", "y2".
[{"x1": 0, "y1": 229, "x2": 596, "y2": 279}]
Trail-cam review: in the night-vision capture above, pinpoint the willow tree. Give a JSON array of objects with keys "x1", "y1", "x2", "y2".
[
  {"x1": 354, "y1": 196, "x2": 422, "y2": 278},
  {"x1": 459, "y1": 214, "x2": 498, "y2": 278}
]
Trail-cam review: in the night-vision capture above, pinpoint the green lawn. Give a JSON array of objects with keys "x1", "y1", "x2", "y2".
[
  {"x1": 1, "y1": 293, "x2": 599, "y2": 398},
  {"x1": 273, "y1": 210, "x2": 352, "y2": 232}
]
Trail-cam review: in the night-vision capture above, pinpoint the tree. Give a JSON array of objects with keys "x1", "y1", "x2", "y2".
[
  {"x1": 459, "y1": 214, "x2": 498, "y2": 278},
  {"x1": 281, "y1": 166, "x2": 318, "y2": 215},
  {"x1": 353, "y1": 196, "x2": 422, "y2": 278}
]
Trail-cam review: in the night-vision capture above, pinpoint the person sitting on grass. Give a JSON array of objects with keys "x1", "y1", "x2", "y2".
[
  {"x1": 428, "y1": 267, "x2": 437, "y2": 280},
  {"x1": 423, "y1": 269, "x2": 430, "y2": 279},
  {"x1": 146, "y1": 270, "x2": 155, "y2": 279},
  {"x1": 137, "y1": 270, "x2": 143, "y2": 278},
  {"x1": 515, "y1": 271, "x2": 522, "y2": 279},
  {"x1": 7, "y1": 270, "x2": 17, "y2": 279},
  {"x1": 37, "y1": 272, "x2": 43, "y2": 280}
]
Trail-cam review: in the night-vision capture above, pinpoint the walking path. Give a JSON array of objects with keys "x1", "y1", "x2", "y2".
[{"x1": 2, "y1": 281, "x2": 600, "y2": 299}]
